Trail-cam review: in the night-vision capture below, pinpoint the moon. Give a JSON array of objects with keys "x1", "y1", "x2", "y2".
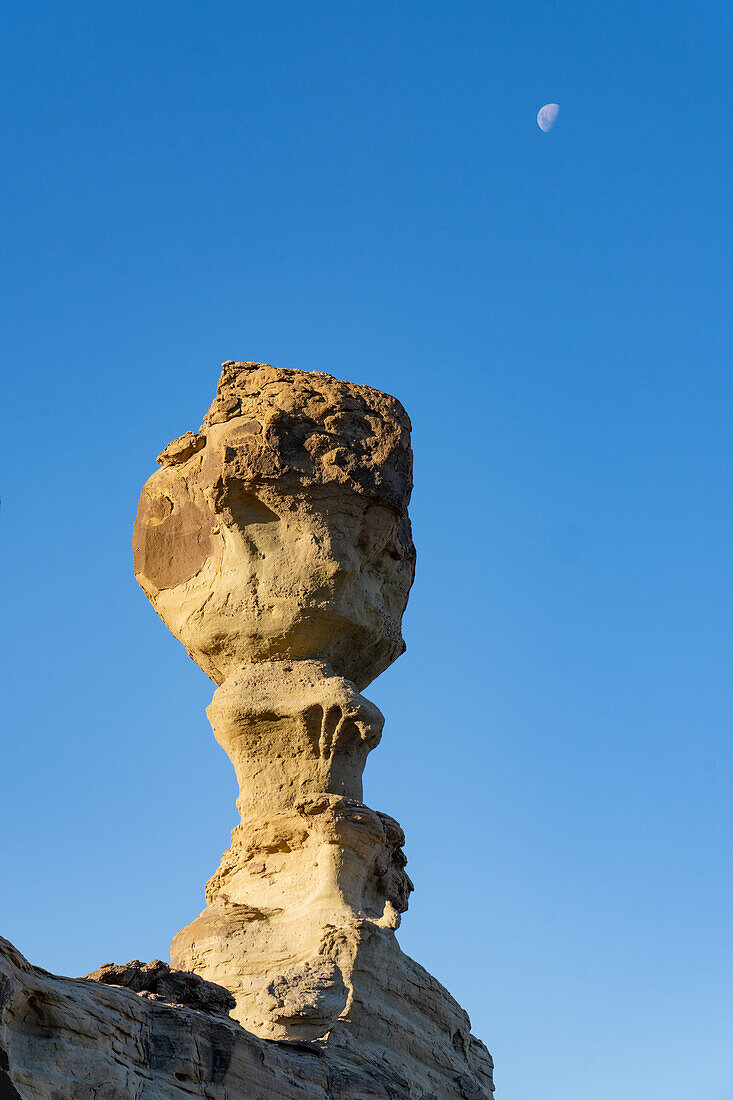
[{"x1": 537, "y1": 103, "x2": 559, "y2": 132}]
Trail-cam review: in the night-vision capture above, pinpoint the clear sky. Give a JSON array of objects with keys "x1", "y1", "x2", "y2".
[{"x1": 2, "y1": 3, "x2": 732, "y2": 1098}]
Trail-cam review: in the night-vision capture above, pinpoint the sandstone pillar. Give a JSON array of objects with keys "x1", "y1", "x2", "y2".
[{"x1": 132, "y1": 361, "x2": 493, "y2": 1094}]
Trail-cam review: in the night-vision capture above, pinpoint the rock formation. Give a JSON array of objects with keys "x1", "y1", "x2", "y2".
[
  {"x1": 0, "y1": 361, "x2": 493, "y2": 1099},
  {"x1": 0, "y1": 936, "x2": 487, "y2": 1099}
]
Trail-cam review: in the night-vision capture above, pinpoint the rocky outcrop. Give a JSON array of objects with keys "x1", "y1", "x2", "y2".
[
  {"x1": 0, "y1": 937, "x2": 492, "y2": 1099},
  {"x1": 83, "y1": 959, "x2": 236, "y2": 1015},
  {"x1": 1, "y1": 361, "x2": 493, "y2": 1099}
]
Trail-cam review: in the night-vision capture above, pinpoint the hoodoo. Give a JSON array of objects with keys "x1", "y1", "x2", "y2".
[{"x1": 0, "y1": 362, "x2": 493, "y2": 1100}]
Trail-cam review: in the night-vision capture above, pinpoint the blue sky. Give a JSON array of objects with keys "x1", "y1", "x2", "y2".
[{"x1": 2, "y1": 2, "x2": 732, "y2": 1097}]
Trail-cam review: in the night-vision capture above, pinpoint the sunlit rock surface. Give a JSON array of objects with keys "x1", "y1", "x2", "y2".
[{"x1": 0, "y1": 362, "x2": 493, "y2": 1100}]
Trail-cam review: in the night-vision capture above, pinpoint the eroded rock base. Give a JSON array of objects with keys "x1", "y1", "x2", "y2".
[{"x1": 0, "y1": 937, "x2": 493, "y2": 1100}]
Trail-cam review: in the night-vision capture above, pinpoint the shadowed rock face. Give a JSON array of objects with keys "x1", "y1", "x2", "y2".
[
  {"x1": 127, "y1": 362, "x2": 492, "y2": 1096},
  {"x1": 133, "y1": 361, "x2": 416, "y2": 690},
  {"x1": 83, "y1": 959, "x2": 236, "y2": 1015}
]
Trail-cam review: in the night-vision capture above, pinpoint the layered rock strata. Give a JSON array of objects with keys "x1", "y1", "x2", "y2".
[
  {"x1": 128, "y1": 361, "x2": 493, "y2": 1096},
  {"x1": 0, "y1": 937, "x2": 492, "y2": 1100}
]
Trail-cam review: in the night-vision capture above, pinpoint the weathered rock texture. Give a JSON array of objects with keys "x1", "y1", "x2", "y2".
[
  {"x1": 0, "y1": 361, "x2": 493, "y2": 1099},
  {"x1": 0, "y1": 937, "x2": 492, "y2": 1099},
  {"x1": 133, "y1": 361, "x2": 415, "y2": 690},
  {"x1": 132, "y1": 361, "x2": 492, "y2": 1096},
  {"x1": 84, "y1": 958, "x2": 236, "y2": 1015}
]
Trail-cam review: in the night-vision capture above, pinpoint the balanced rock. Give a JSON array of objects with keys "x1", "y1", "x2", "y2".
[
  {"x1": 131, "y1": 362, "x2": 493, "y2": 1096},
  {"x1": 0, "y1": 361, "x2": 493, "y2": 1100}
]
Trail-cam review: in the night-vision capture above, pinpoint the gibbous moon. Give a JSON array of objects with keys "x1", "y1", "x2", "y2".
[{"x1": 537, "y1": 103, "x2": 559, "y2": 132}]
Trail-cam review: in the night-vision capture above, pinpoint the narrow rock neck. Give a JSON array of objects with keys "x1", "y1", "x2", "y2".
[
  {"x1": 207, "y1": 659, "x2": 384, "y2": 820},
  {"x1": 171, "y1": 657, "x2": 413, "y2": 1039}
]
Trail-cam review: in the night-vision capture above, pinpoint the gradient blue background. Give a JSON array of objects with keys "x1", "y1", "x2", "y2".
[{"x1": 2, "y1": 3, "x2": 732, "y2": 1097}]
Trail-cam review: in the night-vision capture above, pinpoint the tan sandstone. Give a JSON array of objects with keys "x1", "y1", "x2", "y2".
[
  {"x1": 0, "y1": 361, "x2": 493, "y2": 1100},
  {"x1": 132, "y1": 361, "x2": 492, "y2": 1094},
  {"x1": 0, "y1": 936, "x2": 492, "y2": 1099}
]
